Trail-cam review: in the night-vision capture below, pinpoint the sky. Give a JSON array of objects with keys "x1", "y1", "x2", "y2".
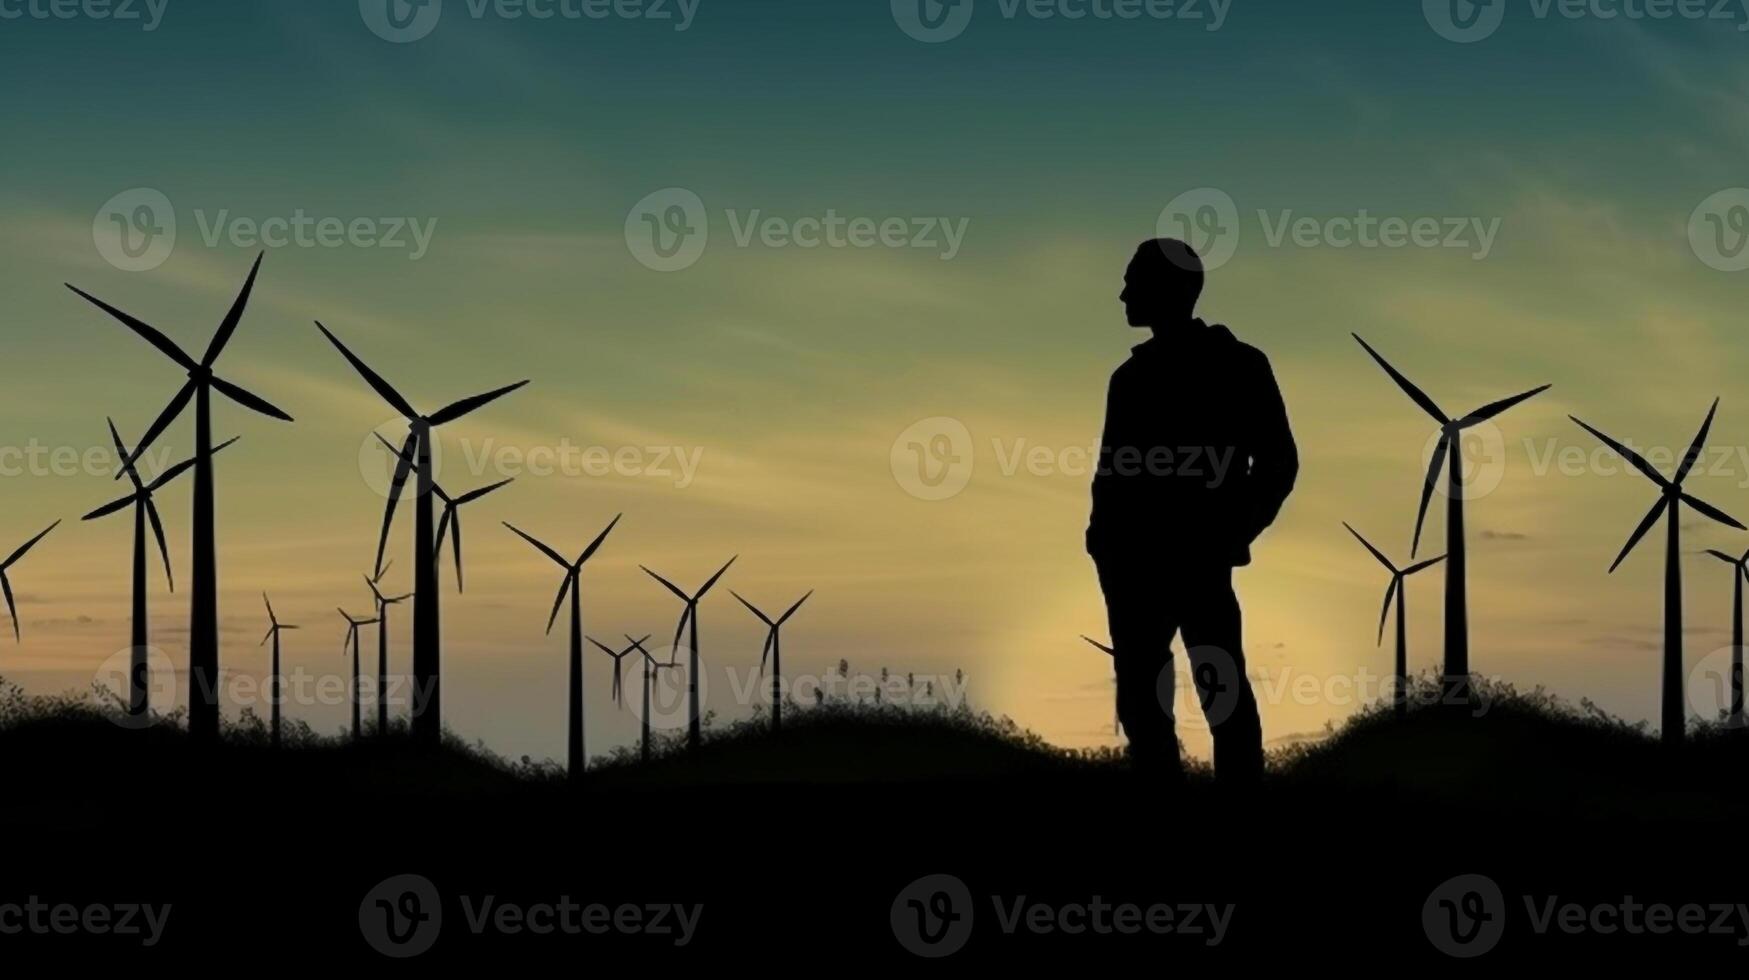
[{"x1": 2, "y1": 0, "x2": 1749, "y2": 761}]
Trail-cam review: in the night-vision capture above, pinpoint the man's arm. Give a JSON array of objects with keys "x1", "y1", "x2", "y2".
[
  {"x1": 1087, "y1": 371, "x2": 1123, "y2": 557},
  {"x1": 1243, "y1": 351, "x2": 1298, "y2": 543}
]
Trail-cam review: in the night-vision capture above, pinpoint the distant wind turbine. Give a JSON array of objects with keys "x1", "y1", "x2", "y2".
[
  {"x1": 627, "y1": 635, "x2": 669, "y2": 764},
  {"x1": 1572, "y1": 400, "x2": 1744, "y2": 746},
  {"x1": 363, "y1": 564, "x2": 411, "y2": 738},
  {"x1": 338, "y1": 608, "x2": 379, "y2": 743},
  {"x1": 372, "y1": 432, "x2": 512, "y2": 594},
  {"x1": 587, "y1": 635, "x2": 638, "y2": 708},
  {"x1": 260, "y1": 594, "x2": 298, "y2": 749},
  {"x1": 1705, "y1": 546, "x2": 1749, "y2": 728},
  {"x1": 317, "y1": 321, "x2": 526, "y2": 742},
  {"x1": 1353, "y1": 334, "x2": 1549, "y2": 704},
  {"x1": 643, "y1": 557, "x2": 737, "y2": 753},
  {"x1": 503, "y1": 516, "x2": 622, "y2": 782},
  {"x1": 1343, "y1": 523, "x2": 1446, "y2": 716},
  {"x1": 69, "y1": 254, "x2": 294, "y2": 740},
  {"x1": 83, "y1": 421, "x2": 237, "y2": 717},
  {"x1": 730, "y1": 589, "x2": 812, "y2": 732}
]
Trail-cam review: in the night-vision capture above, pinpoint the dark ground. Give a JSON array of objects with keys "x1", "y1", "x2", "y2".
[{"x1": 3, "y1": 681, "x2": 1747, "y2": 966}]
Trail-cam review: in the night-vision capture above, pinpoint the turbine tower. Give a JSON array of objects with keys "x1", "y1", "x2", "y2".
[{"x1": 1343, "y1": 523, "x2": 1445, "y2": 716}]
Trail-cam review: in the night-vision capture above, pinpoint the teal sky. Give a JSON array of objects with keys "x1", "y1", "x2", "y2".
[{"x1": 3, "y1": 1, "x2": 1749, "y2": 761}]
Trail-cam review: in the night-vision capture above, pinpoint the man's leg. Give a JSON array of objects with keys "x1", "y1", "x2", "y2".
[
  {"x1": 1181, "y1": 569, "x2": 1263, "y2": 784},
  {"x1": 1096, "y1": 557, "x2": 1182, "y2": 777}
]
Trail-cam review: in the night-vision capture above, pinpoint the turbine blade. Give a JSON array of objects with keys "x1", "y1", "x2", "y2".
[
  {"x1": 758, "y1": 630, "x2": 775, "y2": 676},
  {"x1": 576, "y1": 514, "x2": 621, "y2": 566},
  {"x1": 642, "y1": 566, "x2": 690, "y2": 602},
  {"x1": 1674, "y1": 397, "x2": 1721, "y2": 485},
  {"x1": 434, "y1": 508, "x2": 452, "y2": 558},
  {"x1": 451, "y1": 512, "x2": 465, "y2": 593},
  {"x1": 122, "y1": 379, "x2": 198, "y2": 476},
  {"x1": 669, "y1": 607, "x2": 692, "y2": 660},
  {"x1": 1609, "y1": 497, "x2": 1669, "y2": 573},
  {"x1": 264, "y1": 592, "x2": 276, "y2": 624},
  {"x1": 364, "y1": 575, "x2": 385, "y2": 604},
  {"x1": 261, "y1": 627, "x2": 273, "y2": 648},
  {"x1": 1403, "y1": 554, "x2": 1447, "y2": 576},
  {"x1": 503, "y1": 522, "x2": 570, "y2": 569},
  {"x1": 314, "y1": 321, "x2": 418, "y2": 420},
  {"x1": 82, "y1": 493, "x2": 139, "y2": 522},
  {"x1": 374, "y1": 431, "x2": 417, "y2": 577},
  {"x1": 1411, "y1": 435, "x2": 1449, "y2": 558},
  {"x1": 1, "y1": 571, "x2": 16, "y2": 642},
  {"x1": 1342, "y1": 522, "x2": 1397, "y2": 573},
  {"x1": 454, "y1": 478, "x2": 514, "y2": 505},
  {"x1": 146, "y1": 436, "x2": 238, "y2": 493},
  {"x1": 1570, "y1": 416, "x2": 1669, "y2": 488},
  {"x1": 146, "y1": 497, "x2": 173, "y2": 592},
  {"x1": 1378, "y1": 577, "x2": 1399, "y2": 646},
  {"x1": 1081, "y1": 635, "x2": 1115, "y2": 656},
  {"x1": 202, "y1": 253, "x2": 264, "y2": 368},
  {"x1": 730, "y1": 590, "x2": 774, "y2": 627},
  {"x1": 1458, "y1": 385, "x2": 1551, "y2": 426},
  {"x1": 1707, "y1": 549, "x2": 1740, "y2": 565},
  {"x1": 1352, "y1": 334, "x2": 1448, "y2": 424},
  {"x1": 696, "y1": 556, "x2": 738, "y2": 599},
  {"x1": 587, "y1": 635, "x2": 618, "y2": 657},
  {"x1": 3, "y1": 520, "x2": 60, "y2": 569},
  {"x1": 777, "y1": 590, "x2": 814, "y2": 626},
  {"x1": 546, "y1": 573, "x2": 574, "y2": 635},
  {"x1": 427, "y1": 381, "x2": 530, "y2": 427},
  {"x1": 107, "y1": 418, "x2": 145, "y2": 492},
  {"x1": 1680, "y1": 491, "x2": 1746, "y2": 531},
  {"x1": 211, "y1": 375, "x2": 293, "y2": 422},
  {"x1": 66, "y1": 284, "x2": 199, "y2": 371}
]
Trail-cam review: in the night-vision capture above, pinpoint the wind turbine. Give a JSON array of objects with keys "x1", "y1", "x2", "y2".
[
  {"x1": 0, "y1": 521, "x2": 59, "y2": 641},
  {"x1": 626, "y1": 635, "x2": 668, "y2": 764},
  {"x1": 730, "y1": 589, "x2": 812, "y2": 732},
  {"x1": 372, "y1": 432, "x2": 512, "y2": 593},
  {"x1": 364, "y1": 565, "x2": 412, "y2": 738},
  {"x1": 1705, "y1": 546, "x2": 1749, "y2": 728},
  {"x1": 1571, "y1": 400, "x2": 1744, "y2": 746},
  {"x1": 83, "y1": 421, "x2": 237, "y2": 717},
  {"x1": 1343, "y1": 523, "x2": 1446, "y2": 716},
  {"x1": 338, "y1": 608, "x2": 379, "y2": 743},
  {"x1": 69, "y1": 254, "x2": 295, "y2": 740},
  {"x1": 260, "y1": 593, "x2": 297, "y2": 749},
  {"x1": 1353, "y1": 334, "x2": 1549, "y2": 703},
  {"x1": 1081, "y1": 635, "x2": 1118, "y2": 734},
  {"x1": 502, "y1": 516, "x2": 622, "y2": 782},
  {"x1": 642, "y1": 557, "x2": 737, "y2": 753},
  {"x1": 316, "y1": 321, "x2": 526, "y2": 742},
  {"x1": 587, "y1": 635, "x2": 637, "y2": 708}
]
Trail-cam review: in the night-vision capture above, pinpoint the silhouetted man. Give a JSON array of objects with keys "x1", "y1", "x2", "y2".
[{"x1": 1088, "y1": 239, "x2": 1298, "y2": 783}]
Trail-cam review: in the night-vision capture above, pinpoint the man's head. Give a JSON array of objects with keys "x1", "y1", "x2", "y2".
[{"x1": 1120, "y1": 239, "x2": 1204, "y2": 328}]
